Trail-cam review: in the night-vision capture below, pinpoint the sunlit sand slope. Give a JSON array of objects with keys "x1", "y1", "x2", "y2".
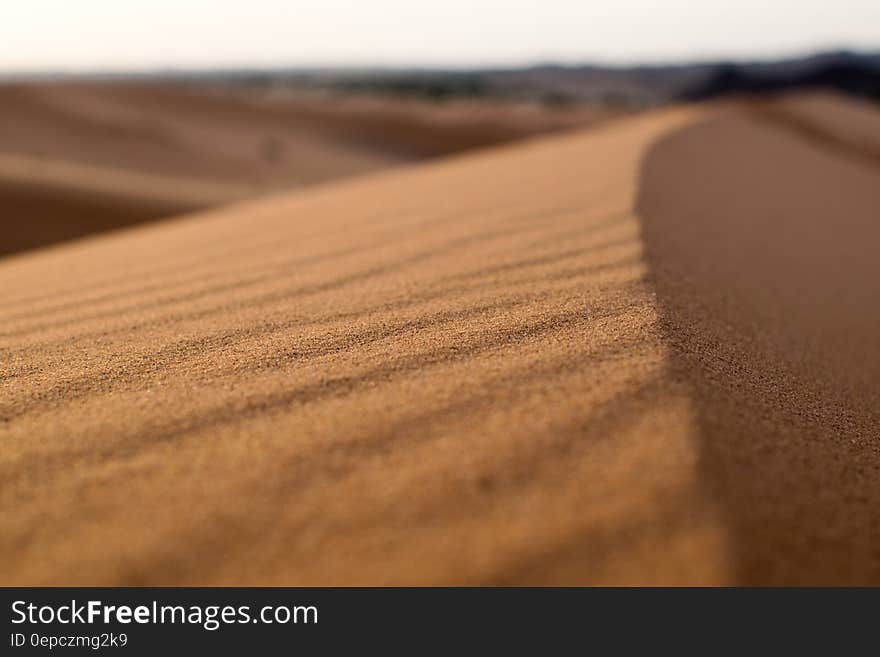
[{"x1": 1, "y1": 94, "x2": 878, "y2": 584}]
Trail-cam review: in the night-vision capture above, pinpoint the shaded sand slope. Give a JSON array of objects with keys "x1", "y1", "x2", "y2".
[
  {"x1": 639, "y1": 102, "x2": 880, "y2": 583},
  {"x1": 1, "y1": 94, "x2": 878, "y2": 584},
  {"x1": 0, "y1": 82, "x2": 610, "y2": 257}
]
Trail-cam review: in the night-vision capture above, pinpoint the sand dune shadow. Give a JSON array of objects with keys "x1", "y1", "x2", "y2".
[{"x1": 636, "y1": 111, "x2": 880, "y2": 584}]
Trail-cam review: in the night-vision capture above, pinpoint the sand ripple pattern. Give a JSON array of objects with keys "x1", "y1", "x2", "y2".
[{"x1": 1, "y1": 94, "x2": 878, "y2": 584}]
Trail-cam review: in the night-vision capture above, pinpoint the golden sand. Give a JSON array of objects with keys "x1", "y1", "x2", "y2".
[{"x1": 1, "y1": 94, "x2": 878, "y2": 584}]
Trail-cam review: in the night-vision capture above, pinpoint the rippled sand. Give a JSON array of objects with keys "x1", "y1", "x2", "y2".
[{"x1": 1, "y1": 93, "x2": 878, "y2": 584}]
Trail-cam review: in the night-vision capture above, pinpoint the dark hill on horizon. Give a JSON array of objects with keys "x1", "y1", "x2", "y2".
[{"x1": 679, "y1": 56, "x2": 880, "y2": 101}]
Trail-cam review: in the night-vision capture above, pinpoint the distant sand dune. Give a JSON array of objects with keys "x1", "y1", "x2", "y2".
[
  {"x1": 0, "y1": 81, "x2": 611, "y2": 257},
  {"x1": 0, "y1": 93, "x2": 877, "y2": 585},
  {"x1": 758, "y1": 91, "x2": 880, "y2": 164}
]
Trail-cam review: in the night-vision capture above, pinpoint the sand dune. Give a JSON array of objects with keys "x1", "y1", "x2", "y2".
[
  {"x1": 0, "y1": 93, "x2": 878, "y2": 585},
  {"x1": 760, "y1": 91, "x2": 880, "y2": 163},
  {"x1": 0, "y1": 81, "x2": 609, "y2": 257}
]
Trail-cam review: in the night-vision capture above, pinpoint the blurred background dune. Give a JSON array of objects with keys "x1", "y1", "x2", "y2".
[
  {"x1": 1, "y1": 0, "x2": 877, "y2": 259},
  {"x1": 0, "y1": 80, "x2": 618, "y2": 257}
]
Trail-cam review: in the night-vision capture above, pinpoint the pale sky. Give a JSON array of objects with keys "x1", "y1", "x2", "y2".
[{"x1": 2, "y1": 0, "x2": 878, "y2": 73}]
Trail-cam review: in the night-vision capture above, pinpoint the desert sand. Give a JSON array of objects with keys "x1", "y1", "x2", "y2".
[
  {"x1": 0, "y1": 92, "x2": 878, "y2": 585},
  {"x1": 0, "y1": 82, "x2": 611, "y2": 258}
]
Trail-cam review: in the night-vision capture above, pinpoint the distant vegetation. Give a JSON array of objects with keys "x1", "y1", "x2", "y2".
[
  {"x1": 76, "y1": 50, "x2": 880, "y2": 107},
  {"x1": 183, "y1": 70, "x2": 492, "y2": 103},
  {"x1": 320, "y1": 73, "x2": 489, "y2": 101}
]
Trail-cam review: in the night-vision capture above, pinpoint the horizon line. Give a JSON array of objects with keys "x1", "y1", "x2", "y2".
[{"x1": 1, "y1": 45, "x2": 877, "y2": 80}]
